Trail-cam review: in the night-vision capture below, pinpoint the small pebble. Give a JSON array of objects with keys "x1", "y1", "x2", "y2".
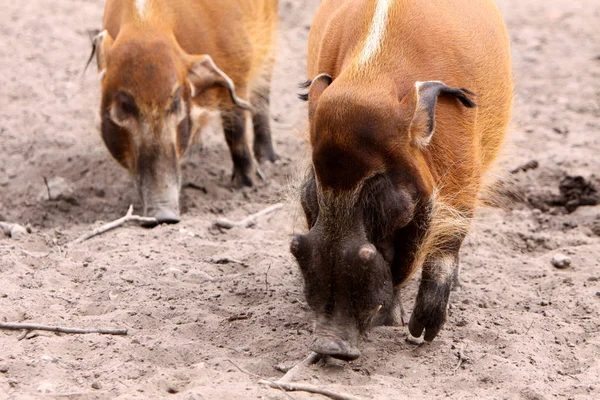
[
  {"x1": 161, "y1": 267, "x2": 183, "y2": 278},
  {"x1": 91, "y1": 382, "x2": 102, "y2": 390},
  {"x1": 0, "y1": 364, "x2": 8, "y2": 373},
  {"x1": 595, "y1": 291, "x2": 600, "y2": 297},
  {"x1": 551, "y1": 254, "x2": 571, "y2": 269},
  {"x1": 37, "y1": 382, "x2": 55, "y2": 393},
  {"x1": 166, "y1": 386, "x2": 179, "y2": 394}
]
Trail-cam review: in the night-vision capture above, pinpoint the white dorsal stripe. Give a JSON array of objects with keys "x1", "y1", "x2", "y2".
[
  {"x1": 135, "y1": 0, "x2": 148, "y2": 16},
  {"x1": 357, "y1": 0, "x2": 393, "y2": 65}
]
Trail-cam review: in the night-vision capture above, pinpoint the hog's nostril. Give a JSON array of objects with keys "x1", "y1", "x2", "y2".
[{"x1": 290, "y1": 235, "x2": 302, "y2": 258}]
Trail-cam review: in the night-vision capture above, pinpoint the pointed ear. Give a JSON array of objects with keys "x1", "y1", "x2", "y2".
[
  {"x1": 304, "y1": 74, "x2": 332, "y2": 120},
  {"x1": 84, "y1": 30, "x2": 114, "y2": 79},
  {"x1": 405, "y1": 81, "x2": 476, "y2": 148},
  {"x1": 187, "y1": 55, "x2": 252, "y2": 111}
]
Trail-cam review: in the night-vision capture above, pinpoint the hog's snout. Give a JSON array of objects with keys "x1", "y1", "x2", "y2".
[
  {"x1": 137, "y1": 169, "x2": 181, "y2": 226},
  {"x1": 310, "y1": 335, "x2": 361, "y2": 361},
  {"x1": 140, "y1": 186, "x2": 181, "y2": 226}
]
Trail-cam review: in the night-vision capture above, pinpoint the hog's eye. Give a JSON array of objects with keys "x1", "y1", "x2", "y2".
[
  {"x1": 110, "y1": 90, "x2": 138, "y2": 125},
  {"x1": 113, "y1": 90, "x2": 138, "y2": 118}
]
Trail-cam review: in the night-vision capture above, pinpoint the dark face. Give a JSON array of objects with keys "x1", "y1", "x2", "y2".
[
  {"x1": 292, "y1": 172, "x2": 416, "y2": 360},
  {"x1": 100, "y1": 40, "x2": 193, "y2": 224}
]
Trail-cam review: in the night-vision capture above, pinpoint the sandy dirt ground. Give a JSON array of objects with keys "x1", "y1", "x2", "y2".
[{"x1": 1, "y1": 0, "x2": 600, "y2": 399}]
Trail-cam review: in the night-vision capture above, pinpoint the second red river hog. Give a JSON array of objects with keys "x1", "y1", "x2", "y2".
[{"x1": 92, "y1": 0, "x2": 279, "y2": 224}]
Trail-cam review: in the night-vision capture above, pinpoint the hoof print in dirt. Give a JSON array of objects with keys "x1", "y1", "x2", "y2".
[{"x1": 528, "y1": 175, "x2": 599, "y2": 213}]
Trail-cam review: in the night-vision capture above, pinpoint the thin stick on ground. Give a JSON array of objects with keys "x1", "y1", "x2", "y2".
[
  {"x1": 213, "y1": 203, "x2": 283, "y2": 229},
  {"x1": 69, "y1": 205, "x2": 157, "y2": 245},
  {"x1": 278, "y1": 352, "x2": 321, "y2": 383},
  {"x1": 43, "y1": 176, "x2": 52, "y2": 200},
  {"x1": 258, "y1": 380, "x2": 364, "y2": 400},
  {"x1": 259, "y1": 352, "x2": 363, "y2": 400},
  {"x1": 453, "y1": 343, "x2": 470, "y2": 373},
  {"x1": 226, "y1": 359, "x2": 295, "y2": 400},
  {"x1": 209, "y1": 257, "x2": 249, "y2": 268},
  {"x1": 0, "y1": 322, "x2": 127, "y2": 335},
  {"x1": 525, "y1": 320, "x2": 534, "y2": 335},
  {"x1": 264, "y1": 264, "x2": 271, "y2": 292}
]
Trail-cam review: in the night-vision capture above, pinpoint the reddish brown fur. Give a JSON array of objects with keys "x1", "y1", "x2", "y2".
[
  {"x1": 95, "y1": 0, "x2": 278, "y2": 221},
  {"x1": 309, "y1": 0, "x2": 512, "y2": 205},
  {"x1": 294, "y1": 0, "x2": 513, "y2": 358}
]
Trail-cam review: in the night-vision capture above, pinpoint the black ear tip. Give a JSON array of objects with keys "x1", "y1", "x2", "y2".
[
  {"x1": 298, "y1": 80, "x2": 313, "y2": 89},
  {"x1": 457, "y1": 88, "x2": 477, "y2": 108}
]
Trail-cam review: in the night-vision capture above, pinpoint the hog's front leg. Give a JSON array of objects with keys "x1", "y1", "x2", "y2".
[
  {"x1": 409, "y1": 244, "x2": 462, "y2": 341},
  {"x1": 221, "y1": 109, "x2": 256, "y2": 187}
]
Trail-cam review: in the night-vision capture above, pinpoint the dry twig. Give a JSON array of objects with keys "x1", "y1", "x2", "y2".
[
  {"x1": 558, "y1": 370, "x2": 581, "y2": 382},
  {"x1": 213, "y1": 203, "x2": 283, "y2": 229},
  {"x1": 453, "y1": 343, "x2": 470, "y2": 373},
  {"x1": 69, "y1": 205, "x2": 157, "y2": 245},
  {"x1": 0, "y1": 322, "x2": 127, "y2": 336},
  {"x1": 50, "y1": 294, "x2": 75, "y2": 304},
  {"x1": 226, "y1": 359, "x2": 295, "y2": 400},
  {"x1": 525, "y1": 320, "x2": 534, "y2": 335},
  {"x1": 21, "y1": 250, "x2": 50, "y2": 258},
  {"x1": 227, "y1": 313, "x2": 252, "y2": 322},
  {"x1": 209, "y1": 257, "x2": 249, "y2": 268},
  {"x1": 259, "y1": 352, "x2": 362, "y2": 400},
  {"x1": 258, "y1": 380, "x2": 363, "y2": 400},
  {"x1": 43, "y1": 176, "x2": 52, "y2": 200},
  {"x1": 278, "y1": 352, "x2": 322, "y2": 383},
  {"x1": 265, "y1": 264, "x2": 271, "y2": 292}
]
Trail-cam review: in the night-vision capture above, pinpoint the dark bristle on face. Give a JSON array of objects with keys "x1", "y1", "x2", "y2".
[{"x1": 360, "y1": 174, "x2": 415, "y2": 244}]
